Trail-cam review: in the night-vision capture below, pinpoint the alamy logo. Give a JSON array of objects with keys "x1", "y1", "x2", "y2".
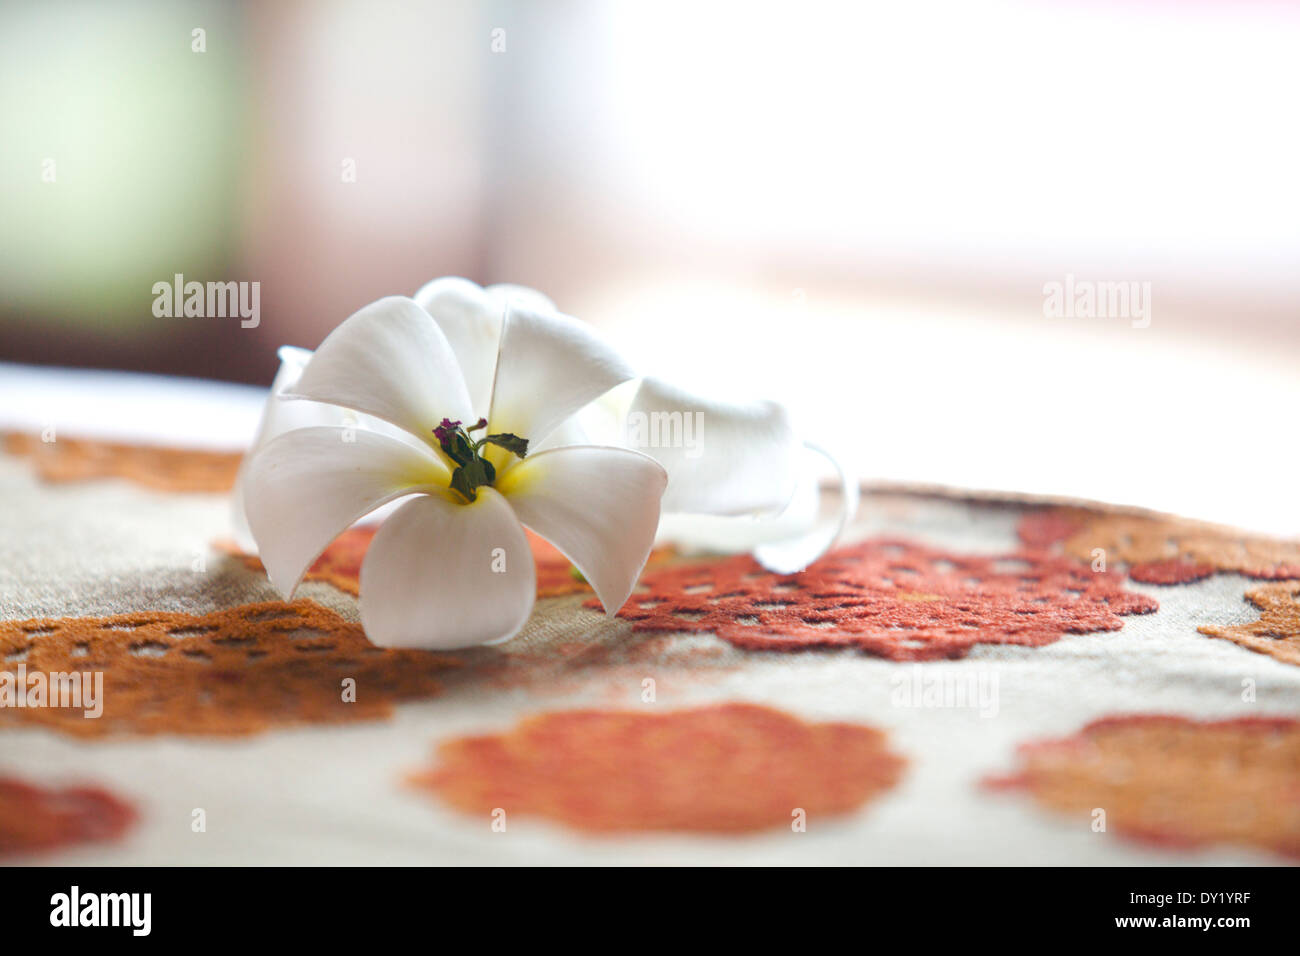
[
  {"x1": 889, "y1": 665, "x2": 1000, "y2": 718},
  {"x1": 0, "y1": 665, "x2": 102, "y2": 719},
  {"x1": 1042, "y1": 273, "x2": 1151, "y2": 329},
  {"x1": 50, "y1": 886, "x2": 151, "y2": 936},
  {"x1": 152, "y1": 273, "x2": 260, "y2": 328},
  {"x1": 625, "y1": 410, "x2": 704, "y2": 459}
]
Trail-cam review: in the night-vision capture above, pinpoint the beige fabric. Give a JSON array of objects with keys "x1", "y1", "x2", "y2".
[
  {"x1": 2, "y1": 367, "x2": 1298, "y2": 864},
  {"x1": 3, "y1": 447, "x2": 1299, "y2": 864}
]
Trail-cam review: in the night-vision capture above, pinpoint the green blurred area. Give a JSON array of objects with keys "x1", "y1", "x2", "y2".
[{"x1": 0, "y1": 0, "x2": 246, "y2": 338}]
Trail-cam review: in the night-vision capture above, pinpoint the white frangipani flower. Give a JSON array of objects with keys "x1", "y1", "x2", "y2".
[
  {"x1": 241, "y1": 290, "x2": 668, "y2": 649},
  {"x1": 237, "y1": 277, "x2": 857, "y2": 648},
  {"x1": 230, "y1": 282, "x2": 565, "y2": 550}
]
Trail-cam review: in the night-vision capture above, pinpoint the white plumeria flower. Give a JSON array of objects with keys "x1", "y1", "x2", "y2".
[
  {"x1": 241, "y1": 287, "x2": 668, "y2": 649},
  {"x1": 236, "y1": 278, "x2": 857, "y2": 646},
  {"x1": 229, "y1": 282, "x2": 555, "y2": 549}
]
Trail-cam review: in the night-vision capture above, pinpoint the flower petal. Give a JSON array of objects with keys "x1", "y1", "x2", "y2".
[
  {"x1": 484, "y1": 282, "x2": 556, "y2": 314},
  {"x1": 487, "y1": 304, "x2": 636, "y2": 456},
  {"x1": 413, "y1": 278, "x2": 558, "y2": 420},
  {"x1": 411, "y1": 279, "x2": 495, "y2": 421},
  {"x1": 359, "y1": 490, "x2": 536, "y2": 649},
  {"x1": 626, "y1": 377, "x2": 801, "y2": 515},
  {"x1": 284, "y1": 296, "x2": 473, "y2": 446},
  {"x1": 231, "y1": 347, "x2": 338, "y2": 548},
  {"x1": 243, "y1": 426, "x2": 451, "y2": 596},
  {"x1": 531, "y1": 412, "x2": 588, "y2": 453},
  {"x1": 655, "y1": 442, "x2": 859, "y2": 573},
  {"x1": 497, "y1": 445, "x2": 667, "y2": 616},
  {"x1": 752, "y1": 441, "x2": 859, "y2": 573},
  {"x1": 232, "y1": 346, "x2": 436, "y2": 548}
]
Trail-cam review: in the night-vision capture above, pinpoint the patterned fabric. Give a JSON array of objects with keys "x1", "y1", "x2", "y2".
[
  {"x1": 1, "y1": 423, "x2": 1298, "y2": 864},
  {"x1": 411, "y1": 703, "x2": 905, "y2": 834},
  {"x1": 599, "y1": 539, "x2": 1155, "y2": 659},
  {"x1": 986, "y1": 715, "x2": 1300, "y2": 858},
  {"x1": 0, "y1": 776, "x2": 135, "y2": 857},
  {"x1": 0, "y1": 601, "x2": 456, "y2": 737}
]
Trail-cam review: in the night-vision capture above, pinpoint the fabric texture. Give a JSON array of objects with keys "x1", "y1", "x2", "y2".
[{"x1": 2, "y1": 389, "x2": 1299, "y2": 864}]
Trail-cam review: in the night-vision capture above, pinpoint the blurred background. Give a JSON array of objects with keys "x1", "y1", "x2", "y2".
[{"x1": 1, "y1": 0, "x2": 1297, "y2": 530}]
